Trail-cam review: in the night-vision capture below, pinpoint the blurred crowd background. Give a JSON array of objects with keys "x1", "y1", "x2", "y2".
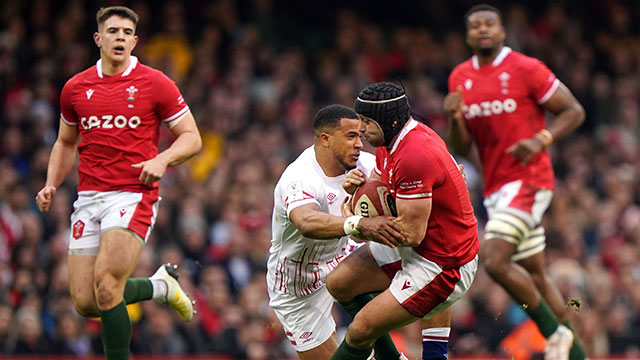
[{"x1": 1, "y1": 0, "x2": 640, "y2": 359}]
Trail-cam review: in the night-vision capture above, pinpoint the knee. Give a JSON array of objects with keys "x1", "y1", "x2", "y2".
[
  {"x1": 345, "y1": 313, "x2": 377, "y2": 348},
  {"x1": 326, "y1": 272, "x2": 352, "y2": 302},
  {"x1": 71, "y1": 292, "x2": 99, "y2": 318},
  {"x1": 94, "y1": 273, "x2": 122, "y2": 309},
  {"x1": 481, "y1": 244, "x2": 509, "y2": 278}
]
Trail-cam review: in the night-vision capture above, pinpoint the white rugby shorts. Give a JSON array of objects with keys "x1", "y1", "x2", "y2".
[
  {"x1": 68, "y1": 190, "x2": 160, "y2": 255},
  {"x1": 268, "y1": 286, "x2": 336, "y2": 352},
  {"x1": 370, "y1": 243, "x2": 478, "y2": 319},
  {"x1": 483, "y1": 180, "x2": 553, "y2": 260}
]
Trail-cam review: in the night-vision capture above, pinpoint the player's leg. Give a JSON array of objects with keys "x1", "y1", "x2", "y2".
[
  {"x1": 332, "y1": 289, "x2": 418, "y2": 359},
  {"x1": 482, "y1": 183, "x2": 571, "y2": 359},
  {"x1": 421, "y1": 308, "x2": 451, "y2": 360},
  {"x1": 94, "y1": 228, "x2": 144, "y2": 360},
  {"x1": 326, "y1": 243, "x2": 403, "y2": 359},
  {"x1": 68, "y1": 254, "x2": 99, "y2": 317},
  {"x1": 516, "y1": 231, "x2": 587, "y2": 360},
  {"x1": 68, "y1": 194, "x2": 102, "y2": 318},
  {"x1": 270, "y1": 287, "x2": 341, "y2": 360},
  {"x1": 297, "y1": 333, "x2": 340, "y2": 360},
  {"x1": 483, "y1": 232, "x2": 571, "y2": 349},
  {"x1": 332, "y1": 250, "x2": 477, "y2": 360},
  {"x1": 326, "y1": 243, "x2": 393, "y2": 302},
  {"x1": 105, "y1": 191, "x2": 194, "y2": 319},
  {"x1": 515, "y1": 243, "x2": 566, "y2": 321}
]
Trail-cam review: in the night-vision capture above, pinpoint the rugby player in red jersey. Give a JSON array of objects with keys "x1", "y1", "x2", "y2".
[
  {"x1": 445, "y1": 4, "x2": 586, "y2": 360},
  {"x1": 328, "y1": 82, "x2": 479, "y2": 360},
  {"x1": 35, "y1": 6, "x2": 201, "y2": 359}
]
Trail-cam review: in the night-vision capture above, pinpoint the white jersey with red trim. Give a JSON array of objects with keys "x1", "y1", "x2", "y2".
[
  {"x1": 59, "y1": 56, "x2": 190, "y2": 193},
  {"x1": 267, "y1": 146, "x2": 375, "y2": 297}
]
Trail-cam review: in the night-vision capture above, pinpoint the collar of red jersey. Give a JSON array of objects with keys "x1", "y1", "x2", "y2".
[
  {"x1": 96, "y1": 56, "x2": 139, "y2": 79},
  {"x1": 471, "y1": 46, "x2": 511, "y2": 70},
  {"x1": 389, "y1": 119, "x2": 419, "y2": 155}
]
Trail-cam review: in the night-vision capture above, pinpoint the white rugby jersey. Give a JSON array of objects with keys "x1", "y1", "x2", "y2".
[{"x1": 267, "y1": 146, "x2": 375, "y2": 297}]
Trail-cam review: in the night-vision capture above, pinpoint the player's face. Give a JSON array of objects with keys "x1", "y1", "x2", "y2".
[
  {"x1": 94, "y1": 16, "x2": 138, "y2": 64},
  {"x1": 329, "y1": 117, "x2": 364, "y2": 170},
  {"x1": 466, "y1": 11, "x2": 505, "y2": 56},
  {"x1": 358, "y1": 115, "x2": 385, "y2": 147}
]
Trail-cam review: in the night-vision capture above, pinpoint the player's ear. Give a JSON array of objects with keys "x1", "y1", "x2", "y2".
[
  {"x1": 131, "y1": 35, "x2": 139, "y2": 51},
  {"x1": 320, "y1": 132, "x2": 331, "y2": 147},
  {"x1": 93, "y1": 32, "x2": 101, "y2": 47}
]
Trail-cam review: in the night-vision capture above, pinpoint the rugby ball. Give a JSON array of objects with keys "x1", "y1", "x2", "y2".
[{"x1": 351, "y1": 180, "x2": 397, "y2": 217}]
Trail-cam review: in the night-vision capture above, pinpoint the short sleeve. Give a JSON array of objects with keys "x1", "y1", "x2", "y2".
[
  {"x1": 374, "y1": 147, "x2": 386, "y2": 176},
  {"x1": 283, "y1": 179, "x2": 321, "y2": 216},
  {"x1": 393, "y1": 149, "x2": 444, "y2": 200},
  {"x1": 60, "y1": 80, "x2": 77, "y2": 126},
  {"x1": 153, "y1": 72, "x2": 190, "y2": 127},
  {"x1": 357, "y1": 152, "x2": 376, "y2": 178},
  {"x1": 528, "y1": 59, "x2": 559, "y2": 104},
  {"x1": 448, "y1": 71, "x2": 458, "y2": 93}
]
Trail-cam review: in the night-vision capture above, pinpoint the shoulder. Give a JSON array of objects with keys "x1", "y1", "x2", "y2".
[
  {"x1": 279, "y1": 148, "x2": 316, "y2": 182},
  {"x1": 63, "y1": 66, "x2": 96, "y2": 89},
  {"x1": 137, "y1": 63, "x2": 175, "y2": 84},
  {"x1": 449, "y1": 59, "x2": 473, "y2": 79},
  {"x1": 508, "y1": 51, "x2": 547, "y2": 71},
  {"x1": 401, "y1": 125, "x2": 443, "y2": 163}
]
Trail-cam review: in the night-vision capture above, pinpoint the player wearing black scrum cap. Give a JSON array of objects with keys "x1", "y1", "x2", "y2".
[
  {"x1": 354, "y1": 82, "x2": 411, "y2": 147},
  {"x1": 327, "y1": 82, "x2": 479, "y2": 360}
]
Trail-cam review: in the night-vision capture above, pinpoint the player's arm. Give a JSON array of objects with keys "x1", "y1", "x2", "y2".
[
  {"x1": 36, "y1": 121, "x2": 80, "y2": 212},
  {"x1": 541, "y1": 82, "x2": 585, "y2": 140},
  {"x1": 506, "y1": 82, "x2": 584, "y2": 165},
  {"x1": 289, "y1": 203, "x2": 404, "y2": 247},
  {"x1": 393, "y1": 197, "x2": 431, "y2": 247},
  {"x1": 132, "y1": 111, "x2": 202, "y2": 184},
  {"x1": 445, "y1": 86, "x2": 472, "y2": 156}
]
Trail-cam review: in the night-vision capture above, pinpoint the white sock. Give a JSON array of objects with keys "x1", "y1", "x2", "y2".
[{"x1": 150, "y1": 278, "x2": 168, "y2": 300}]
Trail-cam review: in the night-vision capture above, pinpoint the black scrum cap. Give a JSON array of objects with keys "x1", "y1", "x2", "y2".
[{"x1": 355, "y1": 82, "x2": 410, "y2": 146}]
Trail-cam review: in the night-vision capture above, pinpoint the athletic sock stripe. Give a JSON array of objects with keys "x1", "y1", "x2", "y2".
[
  {"x1": 423, "y1": 335, "x2": 449, "y2": 341},
  {"x1": 422, "y1": 327, "x2": 451, "y2": 337}
]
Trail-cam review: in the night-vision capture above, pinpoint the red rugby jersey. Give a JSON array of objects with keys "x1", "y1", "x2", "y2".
[
  {"x1": 60, "y1": 56, "x2": 189, "y2": 193},
  {"x1": 448, "y1": 47, "x2": 557, "y2": 196},
  {"x1": 374, "y1": 120, "x2": 479, "y2": 268}
]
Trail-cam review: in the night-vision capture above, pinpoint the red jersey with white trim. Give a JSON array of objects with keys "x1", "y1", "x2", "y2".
[
  {"x1": 374, "y1": 120, "x2": 479, "y2": 268},
  {"x1": 59, "y1": 56, "x2": 190, "y2": 193},
  {"x1": 448, "y1": 47, "x2": 557, "y2": 196}
]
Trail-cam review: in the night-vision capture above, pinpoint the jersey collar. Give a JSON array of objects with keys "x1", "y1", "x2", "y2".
[
  {"x1": 96, "y1": 56, "x2": 139, "y2": 78},
  {"x1": 471, "y1": 46, "x2": 512, "y2": 70},
  {"x1": 389, "y1": 119, "x2": 418, "y2": 155}
]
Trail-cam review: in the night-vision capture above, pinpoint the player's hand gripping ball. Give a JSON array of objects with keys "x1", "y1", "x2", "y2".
[{"x1": 351, "y1": 180, "x2": 397, "y2": 217}]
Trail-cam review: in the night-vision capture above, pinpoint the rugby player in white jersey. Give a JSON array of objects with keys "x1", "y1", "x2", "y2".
[{"x1": 267, "y1": 104, "x2": 407, "y2": 360}]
